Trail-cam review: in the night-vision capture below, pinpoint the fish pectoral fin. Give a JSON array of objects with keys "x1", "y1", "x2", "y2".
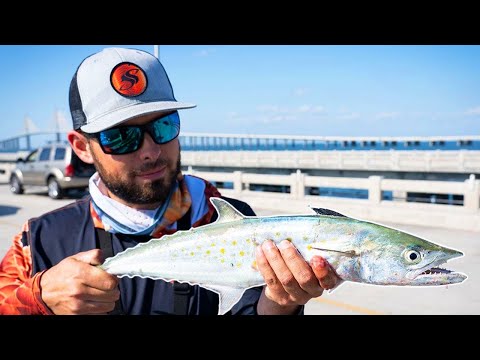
[
  {"x1": 210, "y1": 197, "x2": 246, "y2": 223},
  {"x1": 202, "y1": 284, "x2": 246, "y2": 315}
]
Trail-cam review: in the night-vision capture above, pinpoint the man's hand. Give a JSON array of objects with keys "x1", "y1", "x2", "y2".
[
  {"x1": 40, "y1": 249, "x2": 120, "y2": 315},
  {"x1": 255, "y1": 239, "x2": 341, "y2": 314}
]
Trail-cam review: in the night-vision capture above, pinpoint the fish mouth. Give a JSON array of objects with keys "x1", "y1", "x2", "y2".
[{"x1": 407, "y1": 251, "x2": 467, "y2": 286}]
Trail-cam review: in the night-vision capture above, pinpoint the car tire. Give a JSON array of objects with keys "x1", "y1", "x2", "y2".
[
  {"x1": 9, "y1": 175, "x2": 24, "y2": 194},
  {"x1": 47, "y1": 178, "x2": 64, "y2": 199}
]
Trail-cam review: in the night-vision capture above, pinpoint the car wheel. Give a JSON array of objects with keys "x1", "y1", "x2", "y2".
[
  {"x1": 47, "y1": 178, "x2": 64, "y2": 199},
  {"x1": 9, "y1": 175, "x2": 24, "y2": 194}
]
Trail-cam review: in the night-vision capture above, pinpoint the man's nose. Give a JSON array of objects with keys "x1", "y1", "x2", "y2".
[{"x1": 139, "y1": 131, "x2": 161, "y2": 158}]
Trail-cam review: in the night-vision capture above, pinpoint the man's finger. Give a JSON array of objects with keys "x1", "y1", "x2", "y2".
[
  {"x1": 260, "y1": 240, "x2": 310, "y2": 301},
  {"x1": 81, "y1": 265, "x2": 119, "y2": 292},
  {"x1": 79, "y1": 285, "x2": 120, "y2": 303},
  {"x1": 310, "y1": 256, "x2": 328, "y2": 278},
  {"x1": 71, "y1": 249, "x2": 105, "y2": 266},
  {"x1": 69, "y1": 251, "x2": 119, "y2": 291},
  {"x1": 255, "y1": 244, "x2": 280, "y2": 288},
  {"x1": 81, "y1": 300, "x2": 117, "y2": 314},
  {"x1": 277, "y1": 241, "x2": 323, "y2": 297},
  {"x1": 310, "y1": 256, "x2": 338, "y2": 290}
]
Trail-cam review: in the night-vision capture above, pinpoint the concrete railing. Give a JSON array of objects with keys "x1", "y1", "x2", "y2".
[
  {"x1": 186, "y1": 169, "x2": 480, "y2": 232},
  {"x1": 182, "y1": 150, "x2": 480, "y2": 174}
]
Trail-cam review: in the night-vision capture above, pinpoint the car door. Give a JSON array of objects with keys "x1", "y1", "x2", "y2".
[
  {"x1": 31, "y1": 146, "x2": 52, "y2": 185},
  {"x1": 20, "y1": 149, "x2": 39, "y2": 184}
]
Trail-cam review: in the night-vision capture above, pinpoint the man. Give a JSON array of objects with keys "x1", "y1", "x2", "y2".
[{"x1": 0, "y1": 47, "x2": 339, "y2": 315}]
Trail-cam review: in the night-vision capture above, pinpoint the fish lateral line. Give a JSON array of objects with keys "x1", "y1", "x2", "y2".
[{"x1": 312, "y1": 247, "x2": 357, "y2": 257}]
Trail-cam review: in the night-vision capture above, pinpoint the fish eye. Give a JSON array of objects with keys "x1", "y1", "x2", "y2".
[{"x1": 403, "y1": 249, "x2": 422, "y2": 263}]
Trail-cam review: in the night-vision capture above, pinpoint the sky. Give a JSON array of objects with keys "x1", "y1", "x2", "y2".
[{"x1": 0, "y1": 45, "x2": 479, "y2": 140}]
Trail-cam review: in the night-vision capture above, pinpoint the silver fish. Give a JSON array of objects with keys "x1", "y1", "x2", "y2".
[{"x1": 100, "y1": 197, "x2": 467, "y2": 315}]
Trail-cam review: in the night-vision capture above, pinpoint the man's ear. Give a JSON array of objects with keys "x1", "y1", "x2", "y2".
[{"x1": 67, "y1": 130, "x2": 94, "y2": 164}]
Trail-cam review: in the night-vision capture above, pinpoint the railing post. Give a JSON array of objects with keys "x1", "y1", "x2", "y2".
[
  {"x1": 290, "y1": 170, "x2": 305, "y2": 199},
  {"x1": 233, "y1": 171, "x2": 243, "y2": 194},
  {"x1": 464, "y1": 175, "x2": 480, "y2": 211},
  {"x1": 368, "y1": 176, "x2": 383, "y2": 204},
  {"x1": 185, "y1": 165, "x2": 194, "y2": 175},
  {"x1": 296, "y1": 169, "x2": 305, "y2": 199}
]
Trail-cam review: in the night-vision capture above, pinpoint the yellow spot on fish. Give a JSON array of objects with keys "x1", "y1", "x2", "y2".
[
  {"x1": 220, "y1": 248, "x2": 225, "y2": 255},
  {"x1": 307, "y1": 245, "x2": 313, "y2": 251},
  {"x1": 210, "y1": 243, "x2": 216, "y2": 247},
  {"x1": 196, "y1": 246, "x2": 202, "y2": 250},
  {"x1": 236, "y1": 263, "x2": 242, "y2": 268},
  {"x1": 275, "y1": 232, "x2": 281, "y2": 237},
  {"x1": 232, "y1": 240, "x2": 237, "y2": 246},
  {"x1": 221, "y1": 259, "x2": 225, "y2": 263},
  {"x1": 222, "y1": 239, "x2": 227, "y2": 244},
  {"x1": 246, "y1": 239, "x2": 251, "y2": 243},
  {"x1": 252, "y1": 260, "x2": 257, "y2": 269},
  {"x1": 190, "y1": 252, "x2": 195, "y2": 256},
  {"x1": 206, "y1": 250, "x2": 211, "y2": 255},
  {"x1": 239, "y1": 251, "x2": 245, "y2": 257},
  {"x1": 286, "y1": 237, "x2": 292, "y2": 242},
  {"x1": 302, "y1": 235, "x2": 309, "y2": 241}
]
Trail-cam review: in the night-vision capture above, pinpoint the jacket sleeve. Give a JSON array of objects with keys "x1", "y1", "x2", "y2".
[{"x1": 0, "y1": 224, "x2": 53, "y2": 315}]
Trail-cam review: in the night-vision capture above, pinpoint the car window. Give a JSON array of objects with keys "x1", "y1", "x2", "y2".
[
  {"x1": 54, "y1": 147, "x2": 66, "y2": 160},
  {"x1": 38, "y1": 148, "x2": 51, "y2": 161},
  {"x1": 26, "y1": 150, "x2": 38, "y2": 162}
]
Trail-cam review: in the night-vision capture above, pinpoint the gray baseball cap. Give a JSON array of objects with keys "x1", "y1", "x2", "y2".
[{"x1": 69, "y1": 47, "x2": 196, "y2": 133}]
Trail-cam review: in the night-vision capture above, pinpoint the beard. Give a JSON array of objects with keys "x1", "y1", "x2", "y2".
[{"x1": 91, "y1": 151, "x2": 181, "y2": 205}]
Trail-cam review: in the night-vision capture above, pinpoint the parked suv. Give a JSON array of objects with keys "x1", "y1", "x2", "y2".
[{"x1": 9, "y1": 142, "x2": 95, "y2": 199}]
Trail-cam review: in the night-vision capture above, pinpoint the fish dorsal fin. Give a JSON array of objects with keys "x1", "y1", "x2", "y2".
[
  {"x1": 210, "y1": 197, "x2": 245, "y2": 223},
  {"x1": 309, "y1": 207, "x2": 347, "y2": 217}
]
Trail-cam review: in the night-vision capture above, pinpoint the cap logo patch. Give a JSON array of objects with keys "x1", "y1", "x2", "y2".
[{"x1": 110, "y1": 62, "x2": 147, "y2": 97}]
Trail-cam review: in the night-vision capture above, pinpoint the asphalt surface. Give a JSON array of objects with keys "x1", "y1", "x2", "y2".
[{"x1": 0, "y1": 184, "x2": 478, "y2": 315}]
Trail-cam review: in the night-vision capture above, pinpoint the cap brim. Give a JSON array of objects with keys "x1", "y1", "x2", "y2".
[{"x1": 80, "y1": 101, "x2": 196, "y2": 133}]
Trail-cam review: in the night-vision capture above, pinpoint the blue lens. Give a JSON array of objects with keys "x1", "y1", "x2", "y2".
[
  {"x1": 149, "y1": 112, "x2": 180, "y2": 145},
  {"x1": 97, "y1": 112, "x2": 180, "y2": 155},
  {"x1": 99, "y1": 127, "x2": 142, "y2": 154}
]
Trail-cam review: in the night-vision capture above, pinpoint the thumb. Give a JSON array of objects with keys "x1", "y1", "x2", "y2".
[{"x1": 71, "y1": 249, "x2": 105, "y2": 266}]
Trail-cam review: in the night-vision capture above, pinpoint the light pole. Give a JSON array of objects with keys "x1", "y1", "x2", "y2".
[{"x1": 153, "y1": 45, "x2": 159, "y2": 59}]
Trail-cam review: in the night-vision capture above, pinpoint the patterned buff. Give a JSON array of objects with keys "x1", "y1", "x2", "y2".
[{"x1": 90, "y1": 172, "x2": 222, "y2": 238}]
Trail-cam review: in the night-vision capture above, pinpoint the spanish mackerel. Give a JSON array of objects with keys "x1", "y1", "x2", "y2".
[{"x1": 100, "y1": 197, "x2": 467, "y2": 314}]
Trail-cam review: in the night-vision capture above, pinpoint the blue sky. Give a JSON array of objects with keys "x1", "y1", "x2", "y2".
[{"x1": 0, "y1": 45, "x2": 479, "y2": 139}]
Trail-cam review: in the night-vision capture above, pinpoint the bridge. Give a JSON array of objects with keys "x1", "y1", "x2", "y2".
[
  {"x1": 2, "y1": 131, "x2": 480, "y2": 175},
  {"x1": 0, "y1": 131, "x2": 66, "y2": 153},
  {"x1": 2, "y1": 131, "x2": 480, "y2": 152},
  {"x1": 0, "y1": 131, "x2": 479, "y2": 231}
]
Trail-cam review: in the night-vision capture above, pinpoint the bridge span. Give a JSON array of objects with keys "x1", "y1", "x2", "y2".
[{"x1": 1, "y1": 132, "x2": 479, "y2": 232}]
